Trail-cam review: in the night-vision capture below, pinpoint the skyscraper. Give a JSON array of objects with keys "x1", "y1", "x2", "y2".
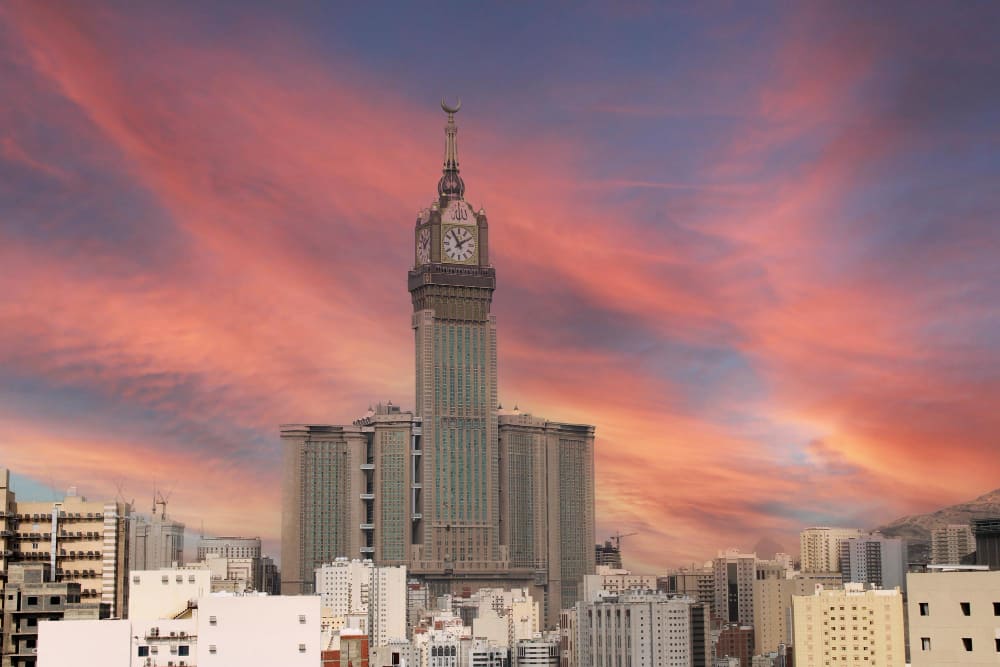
[
  {"x1": 281, "y1": 104, "x2": 596, "y2": 626},
  {"x1": 839, "y1": 533, "x2": 908, "y2": 592},
  {"x1": 799, "y1": 527, "x2": 861, "y2": 573}
]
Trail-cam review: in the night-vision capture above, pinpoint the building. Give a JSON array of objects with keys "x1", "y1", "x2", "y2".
[
  {"x1": 315, "y1": 558, "x2": 407, "y2": 647},
  {"x1": 515, "y1": 637, "x2": 559, "y2": 666},
  {"x1": 930, "y1": 524, "x2": 975, "y2": 565},
  {"x1": 2, "y1": 564, "x2": 108, "y2": 667},
  {"x1": 791, "y1": 583, "x2": 904, "y2": 667},
  {"x1": 127, "y1": 567, "x2": 211, "y2": 620},
  {"x1": 799, "y1": 527, "x2": 861, "y2": 573},
  {"x1": 0, "y1": 475, "x2": 130, "y2": 620},
  {"x1": 579, "y1": 566, "x2": 657, "y2": 603},
  {"x1": 907, "y1": 566, "x2": 1000, "y2": 666},
  {"x1": 497, "y1": 411, "x2": 595, "y2": 627},
  {"x1": 197, "y1": 535, "x2": 260, "y2": 560},
  {"x1": 752, "y1": 572, "x2": 842, "y2": 655},
  {"x1": 198, "y1": 593, "x2": 321, "y2": 665},
  {"x1": 38, "y1": 592, "x2": 320, "y2": 667},
  {"x1": 280, "y1": 104, "x2": 596, "y2": 625},
  {"x1": 840, "y1": 533, "x2": 908, "y2": 592},
  {"x1": 323, "y1": 628, "x2": 370, "y2": 667},
  {"x1": 128, "y1": 501, "x2": 184, "y2": 572},
  {"x1": 593, "y1": 542, "x2": 621, "y2": 570},
  {"x1": 712, "y1": 550, "x2": 785, "y2": 625},
  {"x1": 715, "y1": 623, "x2": 753, "y2": 667},
  {"x1": 469, "y1": 639, "x2": 509, "y2": 667},
  {"x1": 575, "y1": 590, "x2": 709, "y2": 667},
  {"x1": 658, "y1": 565, "x2": 715, "y2": 610},
  {"x1": 972, "y1": 518, "x2": 1000, "y2": 569}
]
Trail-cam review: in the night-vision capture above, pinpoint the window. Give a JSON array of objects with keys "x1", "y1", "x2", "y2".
[
  {"x1": 995, "y1": 638, "x2": 1000, "y2": 652},
  {"x1": 994, "y1": 602, "x2": 1000, "y2": 616},
  {"x1": 137, "y1": 647, "x2": 149, "y2": 657},
  {"x1": 49, "y1": 596, "x2": 60, "y2": 605},
  {"x1": 179, "y1": 646, "x2": 189, "y2": 656},
  {"x1": 961, "y1": 602, "x2": 971, "y2": 616},
  {"x1": 963, "y1": 637, "x2": 973, "y2": 651},
  {"x1": 921, "y1": 638, "x2": 931, "y2": 651},
  {"x1": 919, "y1": 602, "x2": 929, "y2": 616}
]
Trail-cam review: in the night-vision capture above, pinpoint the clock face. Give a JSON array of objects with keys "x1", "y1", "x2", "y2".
[
  {"x1": 416, "y1": 228, "x2": 431, "y2": 264},
  {"x1": 442, "y1": 226, "x2": 476, "y2": 262}
]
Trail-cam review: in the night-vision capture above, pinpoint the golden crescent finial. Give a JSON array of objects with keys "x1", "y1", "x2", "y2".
[{"x1": 441, "y1": 98, "x2": 462, "y2": 114}]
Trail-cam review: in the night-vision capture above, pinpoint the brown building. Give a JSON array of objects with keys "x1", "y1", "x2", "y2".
[
  {"x1": 280, "y1": 104, "x2": 596, "y2": 626},
  {"x1": 716, "y1": 623, "x2": 754, "y2": 667},
  {"x1": 322, "y1": 630, "x2": 369, "y2": 667}
]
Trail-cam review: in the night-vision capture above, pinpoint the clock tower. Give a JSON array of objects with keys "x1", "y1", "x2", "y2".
[{"x1": 407, "y1": 101, "x2": 504, "y2": 574}]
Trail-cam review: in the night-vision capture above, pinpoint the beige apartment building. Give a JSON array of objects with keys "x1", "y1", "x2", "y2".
[
  {"x1": 792, "y1": 583, "x2": 904, "y2": 667},
  {"x1": 799, "y1": 527, "x2": 861, "y2": 573},
  {"x1": 281, "y1": 105, "x2": 596, "y2": 628},
  {"x1": 0, "y1": 469, "x2": 130, "y2": 630},
  {"x1": 908, "y1": 567, "x2": 1000, "y2": 666},
  {"x1": 930, "y1": 524, "x2": 976, "y2": 565},
  {"x1": 753, "y1": 572, "x2": 842, "y2": 655}
]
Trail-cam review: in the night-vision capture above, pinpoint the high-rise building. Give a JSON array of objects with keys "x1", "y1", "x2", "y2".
[
  {"x1": 315, "y1": 558, "x2": 407, "y2": 647},
  {"x1": 799, "y1": 527, "x2": 861, "y2": 573},
  {"x1": 840, "y1": 533, "x2": 908, "y2": 592},
  {"x1": 752, "y1": 572, "x2": 842, "y2": 655},
  {"x1": 280, "y1": 104, "x2": 596, "y2": 624},
  {"x1": 575, "y1": 590, "x2": 708, "y2": 667},
  {"x1": 515, "y1": 637, "x2": 559, "y2": 667},
  {"x1": 930, "y1": 524, "x2": 975, "y2": 565},
  {"x1": 128, "y1": 508, "x2": 184, "y2": 571},
  {"x1": 497, "y1": 412, "x2": 595, "y2": 627},
  {"x1": 907, "y1": 566, "x2": 1000, "y2": 666},
  {"x1": 972, "y1": 518, "x2": 1000, "y2": 570},
  {"x1": 791, "y1": 583, "x2": 904, "y2": 667},
  {"x1": 593, "y1": 541, "x2": 621, "y2": 570}
]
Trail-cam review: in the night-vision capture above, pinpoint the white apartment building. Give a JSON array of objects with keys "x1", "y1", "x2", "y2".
[
  {"x1": 908, "y1": 567, "x2": 1000, "y2": 666},
  {"x1": 40, "y1": 592, "x2": 319, "y2": 667},
  {"x1": 315, "y1": 557, "x2": 407, "y2": 647},
  {"x1": 197, "y1": 593, "x2": 320, "y2": 666},
  {"x1": 799, "y1": 527, "x2": 861, "y2": 573},
  {"x1": 575, "y1": 590, "x2": 697, "y2": 667},
  {"x1": 465, "y1": 587, "x2": 539, "y2": 649},
  {"x1": 514, "y1": 636, "x2": 559, "y2": 666},
  {"x1": 580, "y1": 566, "x2": 658, "y2": 603},
  {"x1": 128, "y1": 567, "x2": 211, "y2": 620},
  {"x1": 791, "y1": 583, "x2": 904, "y2": 667}
]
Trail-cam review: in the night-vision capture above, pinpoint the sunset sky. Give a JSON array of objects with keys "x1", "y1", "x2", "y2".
[{"x1": 1, "y1": 2, "x2": 998, "y2": 572}]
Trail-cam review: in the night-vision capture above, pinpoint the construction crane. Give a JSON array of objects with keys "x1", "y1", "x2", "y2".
[{"x1": 610, "y1": 531, "x2": 638, "y2": 551}]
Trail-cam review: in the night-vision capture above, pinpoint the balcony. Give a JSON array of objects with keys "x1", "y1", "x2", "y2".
[
  {"x1": 411, "y1": 513, "x2": 423, "y2": 520},
  {"x1": 360, "y1": 523, "x2": 374, "y2": 531},
  {"x1": 360, "y1": 546, "x2": 374, "y2": 554},
  {"x1": 360, "y1": 463, "x2": 375, "y2": 471},
  {"x1": 360, "y1": 493, "x2": 375, "y2": 501}
]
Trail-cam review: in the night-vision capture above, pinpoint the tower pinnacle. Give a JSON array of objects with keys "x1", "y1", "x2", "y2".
[{"x1": 437, "y1": 98, "x2": 465, "y2": 200}]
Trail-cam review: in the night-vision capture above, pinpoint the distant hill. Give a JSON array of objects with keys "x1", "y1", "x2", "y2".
[{"x1": 875, "y1": 487, "x2": 1000, "y2": 562}]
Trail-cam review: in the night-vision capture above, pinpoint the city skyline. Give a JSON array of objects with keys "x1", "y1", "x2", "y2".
[{"x1": 2, "y1": 2, "x2": 999, "y2": 573}]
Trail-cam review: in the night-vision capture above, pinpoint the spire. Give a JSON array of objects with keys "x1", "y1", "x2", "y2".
[{"x1": 437, "y1": 99, "x2": 465, "y2": 200}]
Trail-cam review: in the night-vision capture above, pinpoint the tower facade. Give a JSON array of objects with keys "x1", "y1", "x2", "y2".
[{"x1": 407, "y1": 102, "x2": 504, "y2": 575}]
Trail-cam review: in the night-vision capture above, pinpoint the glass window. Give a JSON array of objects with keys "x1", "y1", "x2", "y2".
[
  {"x1": 919, "y1": 602, "x2": 929, "y2": 616},
  {"x1": 137, "y1": 647, "x2": 149, "y2": 657},
  {"x1": 963, "y1": 637, "x2": 973, "y2": 651},
  {"x1": 921, "y1": 638, "x2": 930, "y2": 651}
]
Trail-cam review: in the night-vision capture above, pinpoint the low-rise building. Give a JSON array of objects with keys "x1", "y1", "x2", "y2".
[{"x1": 907, "y1": 566, "x2": 1000, "y2": 666}]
